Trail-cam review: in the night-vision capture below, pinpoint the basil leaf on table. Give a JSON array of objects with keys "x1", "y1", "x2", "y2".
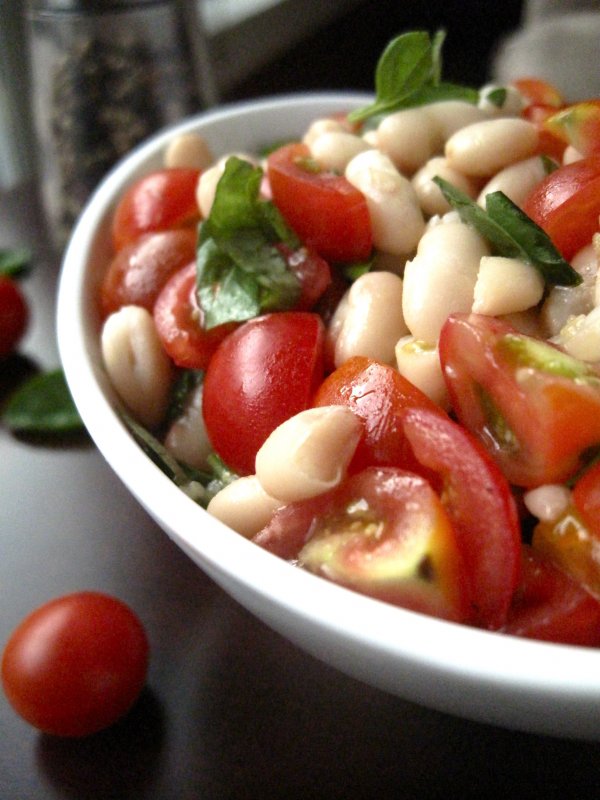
[
  {"x1": 196, "y1": 157, "x2": 302, "y2": 329},
  {"x1": 348, "y1": 30, "x2": 477, "y2": 124},
  {"x1": 0, "y1": 247, "x2": 32, "y2": 279},
  {"x1": 2, "y1": 368, "x2": 84, "y2": 434},
  {"x1": 432, "y1": 177, "x2": 582, "y2": 287}
]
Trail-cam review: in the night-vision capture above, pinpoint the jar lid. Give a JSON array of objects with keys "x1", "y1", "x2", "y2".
[{"x1": 27, "y1": 0, "x2": 169, "y2": 13}]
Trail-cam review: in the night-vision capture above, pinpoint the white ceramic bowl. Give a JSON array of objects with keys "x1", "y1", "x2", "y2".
[{"x1": 57, "y1": 94, "x2": 600, "y2": 741}]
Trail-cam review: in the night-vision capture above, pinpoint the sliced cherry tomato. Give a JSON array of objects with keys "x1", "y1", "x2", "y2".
[
  {"x1": 440, "y1": 313, "x2": 600, "y2": 488},
  {"x1": 504, "y1": 545, "x2": 600, "y2": 646},
  {"x1": 253, "y1": 467, "x2": 470, "y2": 623},
  {"x1": 522, "y1": 103, "x2": 567, "y2": 161},
  {"x1": 511, "y1": 77, "x2": 564, "y2": 108},
  {"x1": 573, "y1": 461, "x2": 600, "y2": 537},
  {"x1": 276, "y1": 243, "x2": 332, "y2": 310},
  {"x1": 202, "y1": 311, "x2": 325, "y2": 475},
  {"x1": 401, "y1": 407, "x2": 521, "y2": 630},
  {"x1": 0, "y1": 277, "x2": 28, "y2": 358},
  {"x1": 100, "y1": 229, "x2": 198, "y2": 317},
  {"x1": 313, "y1": 356, "x2": 445, "y2": 477},
  {"x1": 267, "y1": 142, "x2": 372, "y2": 263},
  {"x1": 153, "y1": 262, "x2": 237, "y2": 370},
  {"x1": 543, "y1": 100, "x2": 600, "y2": 157},
  {"x1": 111, "y1": 168, "x2": 201, "y2": 251},
  {"x1": 522, "y1": 155, "x2": 600, "y2": 260},
  {"x1": 1, "y1": 592, "x2": 148, "y2": 737}
]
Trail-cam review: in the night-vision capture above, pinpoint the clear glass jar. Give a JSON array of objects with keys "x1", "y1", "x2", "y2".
[{"x1": 26, "y1": 0, "x2": 201, "y2": 251}]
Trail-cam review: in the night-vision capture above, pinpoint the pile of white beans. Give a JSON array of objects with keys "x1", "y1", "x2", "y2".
[{"x1": 100, "y1": 83, "x2": 600, "y2": 540}]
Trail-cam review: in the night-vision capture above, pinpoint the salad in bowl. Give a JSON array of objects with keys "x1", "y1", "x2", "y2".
[{"x1": 58, "y1": 31, "x2": 600, "y2": 738}]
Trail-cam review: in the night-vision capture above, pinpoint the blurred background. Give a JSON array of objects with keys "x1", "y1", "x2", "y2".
[{"x1": 1, "y1": 0, "x2": 598, "y2": 196}]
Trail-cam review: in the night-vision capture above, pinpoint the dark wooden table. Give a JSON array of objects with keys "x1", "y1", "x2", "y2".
[{"x1": 2, "y1": 180, "x2": 600, "y2": 800}]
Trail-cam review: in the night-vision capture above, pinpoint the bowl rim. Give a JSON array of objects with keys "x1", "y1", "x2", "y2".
[{"x1": 57, "y1": 92, "x2": 600, "y2": 738}]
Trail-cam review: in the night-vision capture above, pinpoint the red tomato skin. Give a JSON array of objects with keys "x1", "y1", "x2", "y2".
[
  {"x1": 153, "y1": 262, "x2": 237, "y2": 370},
  {"x1": 267, "y1": 143, "x2": 372, "y2": 263},
  {"x1": 573, "y1": 463, "x2": 600, "y2": 537},
  {"x1": 202, "y1": 311, "x2": 325, "y2": 475},
  {"x1": 276, "y1": 243, "x2": 332, "y2": 310},
  {"x1": 313, "y1": 356, "x2": 445, "y2": 477},
  {"x1": 401, "y1": 407, "x2": 521, "y2": 630},
  {"x1": 254, "y1": 467, "x2": 471, "y2": 623},
  {"x1": 100, "y1": 229, "x2": 198, "y2": 317},
  {"x1": 0, "y1": 277, "x2": 28, "y2": 358},
  {"x1": 1, "y1": 592, "x2": 148, "y2": 737},
  {"x1": 504, "y1": 546, "x2": 600, "y2": 646},
  {"x1": 111, "y1": 168, "x2": 200, "y2": 251},
  {"x1": 511, "y1": 77, "x2": 564, "y2": 108},
  {"x1": 522, "y1": 104, "x2": 567, "y2": 161},
  {"x1": 522, "y1": 155, "x2": 600, "y2": 260},
  {"x1": 439, "y1": 313, "x2": 600, "y2": 488}
]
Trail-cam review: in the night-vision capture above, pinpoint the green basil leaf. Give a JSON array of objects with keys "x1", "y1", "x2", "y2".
[
  {"x1": 204, "y1": 158, "x2": 264, "y2": 238},
  {"x1": 432, "y1": 177, "x2": 582, "y2": 287},
  {"x1": 163, "y1": 368, "x2": 204, "y2": 429},
  {"x1": 0, "y1": 247, "x2": 32, "y2": 278},
  {"x1": 2, "y1": 368, "x2": 83, "y2": 434},
  {"x1": 430, "y1": 29, "x2": 446, "y2": 84},
  {"x1": 484, "y1": 87, "x2": 507, "y2": 108},
  {"x1": 403, "y1": 82, "x2": 480, "y2": 108}
]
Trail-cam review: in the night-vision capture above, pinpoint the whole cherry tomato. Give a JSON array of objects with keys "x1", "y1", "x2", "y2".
[
  {"x1": 0, "y1": 277, "x2": 28, "y2": 358},
  {"x1": 1, "y1": 592, "x2": 148, "y2": 737}
]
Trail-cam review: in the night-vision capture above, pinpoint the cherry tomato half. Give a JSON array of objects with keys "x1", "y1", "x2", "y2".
[
  {"x1": 153, "y1": 262, "x2": 237, "y2": 370},
  {"x1": 401, "y1": 407, "x2": 521, "y2": 630},
  {"x1": 1, "y1": 592, "x2": 148, "y2": 737},
  {"x1": 267, "y1": 143, "x2": 373, "y2": 263},
  {"x1": 202, "y1": 311, "x2": 325, "y2": 475},
  {"x1": 0, "y1": 277, "x2": 28, "y2": 359},
  {"x1": 100, "y1": 229, "x2": 198, "y2": 318},
  {"x1": 522, "y1": 154, "x2": 600, "y2": 261},
  {"x1": 254, "y1": 467, "x2": 470, "y2": 623},
  {"x1": 111, "y1": 168, "x2": 201, "y2": 251}
]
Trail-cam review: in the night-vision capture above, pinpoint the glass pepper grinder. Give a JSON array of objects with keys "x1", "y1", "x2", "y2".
[{"x1": 26, "y1": 0, "x2": 204, "y2": 252}]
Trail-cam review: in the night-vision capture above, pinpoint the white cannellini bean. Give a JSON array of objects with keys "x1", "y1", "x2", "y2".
[
  {"x1": 552, "y1": 306, "x2": 600, "y2": 362},
  {"x1": 207, "y1": 476, "x2": 281, "y2": 538},
  {"x1": 309, "y1": 130, "x2": 372, "y2": 173},
  {"x1": 164, "y1": 383, "x2": 212, "y2": 470},
  {"x1": 411, "y1": 155, "x2": 479, "y2": 217},
  {"x1": 255, "y1": 406, "x2": 362, "y2": 503},
  {"x1": 376, "y1": 107, "x2": 442, "y2": 174},
  {"x1": 345, "y1": 149, "x2": 425, "y2": 255},
  {"x1": 472, "y1": 256, "x2": 545, "y2": 316},
  {"x1": 423, "y1": 100, "x2": 487, "y2": 141},
  {"x1": 445, "y1": 118, "x2": 538, "y2": 177},
  {"x1": 478, "y1": 83, "x2": 525, "y2": 117},
  {"x1": 302, "y1": 117, "x2": 346, "y2": 147},
  {"x1": 328, "y1": 270, "x2": 408, "y2": 367},
  {"x1": 402, "y1": 221, "x2": 489, "y2": 343},
  {"x1": 164, "y1": 132, "x2": 214, "y2": 170},
  {"x1": 362, "y1": 129, "x2": 379, "y2": 148},
  {"x1": 395, "y1": 336, "x2": 449, "y2": 408},
  {"x1": 477, "y1": 156, "x2": 548, "y2": 208},
  {"x1": 196, "y1": 153, "x2": 257, "y2": 217},
  {"x1": 541, "y1": 243, "x2": 598, "y2": 337},
  {"x1": 523, "y1": 484, "x2": 572, "y2": 522},
  {"x1": 101, "y1": 305, "x2": 172, "y2": 428}
]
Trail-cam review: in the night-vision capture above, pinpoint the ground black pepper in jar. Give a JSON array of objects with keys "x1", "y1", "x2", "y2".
[{"x1": 27, "y1": 0, "x2": 201, "y2": 251}]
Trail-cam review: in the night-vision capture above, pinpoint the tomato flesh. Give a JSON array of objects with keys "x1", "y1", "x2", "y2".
[
  {"x1": 401, "y1": 407, "x2": 521, "y2": 630},
  {"x1": 313, "y1": 356, "x2": 445, "y2": 477},
  {"x1": 202, "y1": 311, "x2": 325, "y2": 475},
  {"x1": 254, "y1": 467, "x2": 470, "y2": 623},
  {"x1": 504, "y1": 546, "x2": 600, "y2": 646},
  {"x1": 267, "y1": 143, "x2": 372, "y2": 263},
  {"x1": 153, "y1": 262, "x2": 237, "y2": 370},
  {"x1": 100, "y1": 229, "x2": 198, "y2": 317},
  {"x1": 440, "y1": 313, "x2": 600, "y2": 487},
  {"x1": 543, "y1": 100, "x2": 600, "y2": 157},
  {"x1": 1, "y1": 592, "x2": 148, "y2": 737},
  {"x1": 522, "y1": 155, "x2": 600, "y2": 260},
  {"x1": 0, "y1": 277, "x2": 28, "y2": 358},
  {"x1": 111, "y1": 168, "x2": 201, "y2": 251}
]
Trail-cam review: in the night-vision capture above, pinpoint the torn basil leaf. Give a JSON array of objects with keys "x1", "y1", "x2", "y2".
[
  {"x1": 2, "y1": 368, "x2": 84, "y2": 434},
  {"x1": 432, "y1": 177, "x2": 582, "y2": 287},
  {"x1": 0, "y1": 247, "x2": 32, "y2": 278},
  {"x1": 197, "y1": 157, "x2": 302, "y2": 329},
  {"x1": 348, "y1": 30, "x2": 477, "y2": 124}
]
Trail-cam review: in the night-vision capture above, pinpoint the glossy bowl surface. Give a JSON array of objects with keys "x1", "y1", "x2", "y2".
[{"x1": 57, "y1": 94, "x2": 600, "y2": 740}]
